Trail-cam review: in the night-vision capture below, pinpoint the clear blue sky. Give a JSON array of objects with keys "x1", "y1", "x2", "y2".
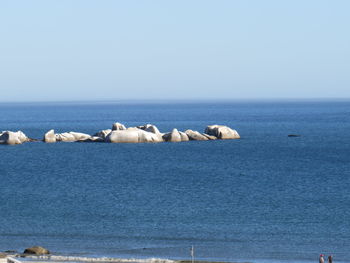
[{"x1": 0, "y1": 0, "x2": 349, "y2": 101}]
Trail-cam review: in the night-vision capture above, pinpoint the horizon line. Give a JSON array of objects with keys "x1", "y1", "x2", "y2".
[{"x1": 0, "y1": 97, "x2": 350, "y2": 104}]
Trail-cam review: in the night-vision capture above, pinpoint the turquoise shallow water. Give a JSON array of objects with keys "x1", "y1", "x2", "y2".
[{"x1": 0, "y1": 101, "x2": 349, "y2": 263}]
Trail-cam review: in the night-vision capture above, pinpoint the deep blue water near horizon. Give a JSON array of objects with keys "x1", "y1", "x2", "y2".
[{"x1": 0, "y1": 101, "x2": 350, "y2": 263}]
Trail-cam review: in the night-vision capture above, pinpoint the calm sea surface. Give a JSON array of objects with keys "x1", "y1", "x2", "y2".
[{"x1": 0, "y1": 101, "x2": 349, "y2": 263}]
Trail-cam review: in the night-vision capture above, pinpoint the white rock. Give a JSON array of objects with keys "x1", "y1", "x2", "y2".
[
  {"x1": 203, "y1": 134, "x2": 217, "y2": 140},
  {"x1": 112, "y1": 122, "x2": 126, "y2": 131},
  {"x1": 94, "y1": 129, "x2": 112, "y2": 139},
  {"x1": 55, "y1": 132, "x2": 76, "y2": 142},
  {"x1": 106, "y1": 130, "x2": 139, "y2": 143},
  {"x1": 106, "y1": 129, "x2": 163, "y2": 143},
  {"x1": 0, "y1": 131, "x2": 29, "y2": 145},
  {"x1": 205, "y1": 125, "x2": 240, "y2": 139},
  {"x1": 138, "y1": 129, "x2": 163, "y2": 142},
  {"x1": 137, "y1": 124, "x2": 161, "y2": 134},
  {"x1": 179, "y1": 131, "x2": 189, "y2": 141},
  {"x1": 185, "y1": 129, "x2": 209, "y2": 141},
  {"x1": 54, "y1": 132, "x2": 91, "y2": 142},
  {"x1": 43, "y1": 129, "x2": 56, "y2": 143},
  {"x1": 163, "y1": 128, "x2": 182, "y2": 142},
  {"x1": 69, "y1": 132, "x2": 91, "y2": 141}
]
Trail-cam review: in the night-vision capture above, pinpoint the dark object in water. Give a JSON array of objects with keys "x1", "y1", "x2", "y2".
[
  {"x1": 23, "y1": 246, "x2": 50, "y2": 255},
  {"x1": 288, "y1": 134, "x2": 301, "y2": 137},
  {"x1": 328, "y1": 255, "x2": 333, "y2": 263}
]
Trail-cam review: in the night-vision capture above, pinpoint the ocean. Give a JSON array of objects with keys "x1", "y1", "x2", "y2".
[{"x1": 0, "y1": 100, "x2": 349, "y2": 263}]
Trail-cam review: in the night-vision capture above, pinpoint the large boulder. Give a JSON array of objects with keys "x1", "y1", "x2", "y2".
[
  {"x1": 112, "y1": 122, "x2": 126, "y2": 131},
  {"x1": 43, "y1": 129, "x2": 56, "y2": 143},
  {"x1": 163, "y1": 129, "x2": 189, "y2": 142},
  {"x1": 185, "y1": 130, "x2": 209, "y2": 141},
  {"x1": 23, "y1": 246, "x2": 50, "y2": 255},
  {"x1": 55, "y1": 132, "x2": 91, "y2": 142},
  {"x1": 138, "y1": 129, "x2": 163, "y2": 143},
  {"x1": 55, "y1": 132, "x2": 76, "y2": 142},
  {"x1": 106, "y1": 130, "x2": 139, "y2": 143},
  {"x1": 0, "y1": 131, "x2": 29, "y2": 145},
  {"x1": 69, "y1": 132, "x2": 91, "y2": 141},
  {"x1": 205, "y1": 125, "x2": 240, "y2": 139},
  {"x1": 106, "y1": 129, "x2": 162, "y2": 143},
  {"x1": 163, "y1": 128, "x2": 182, "y2": 142}
]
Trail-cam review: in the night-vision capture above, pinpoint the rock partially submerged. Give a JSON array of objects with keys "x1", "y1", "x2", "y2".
[
  {"x1": 288, "y1": 134, "x2": 301, "y2": 137},
  {"x1": 23, "y1": 246, "x2": 50, "y2": 255},
  {"x1": 94, "y1": 129, "x2": 112, "y2": 140},
  {"x1": 163, "y1": 129, "x2": 182, "y2": 142},
  {"x1": 0, "y1": 131, "x2": 29, "y2": 145},
  {"x1": 43, "y1": 129, "x2": 56, "y2": 143},
  {"x1": 42, "y1": 131, "x2": 93, "y2": 142},
  {"x1": 205, "y1": 125, "x2": 240, "y2": 139},
  {"x1": 106, "y1": 129, "x2": 163, "y2": 143},
  {"x1": 55, "y1": 132, "x2": 91, "y2": 142},
  {"x1": 185, "y1": 129, "x2": 210, "y2": 141}
]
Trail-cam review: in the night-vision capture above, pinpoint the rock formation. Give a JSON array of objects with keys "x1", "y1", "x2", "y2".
[
  {"x1": 163, "y1": 128, "x2": 182, "y2": 142},
  {"x1": 43, "y1": 129, "x2": 56, "y2": 143},
  {"x1": 69, "y1": 132, "x2": 91, "y2": 141},
  {"x1": 106, "y1": 129, "x2": 163, "y2": 143},
  {"x1": 94, "y1": 129, "x2": 112, "y2": 140},
  {"x1": 137, "y1": 124, "x2": 161, "y2": 134},
  {"x1": 179, "y1": 131, "x2": 189, "y2": 141},
  {"x1": 163, "y1": 128, "x2": 189, "y2": 142},
  {"x1": 205, "y1": 125, "x2": 240, "y2": 139},
  {"x1": 0, "y1": 131, "x2": 29, "y2": 145},
  {"x1": 55, "y1": 132, "x2": 91, "y2": 142},
  {"x1": 185, "y1": 129, "x2": 209, "y2": 141},
  {"x1": 1, "y1": 123, "x2": 240, "y2": 145},
  {"x1": 23, "y1": 246, "x2": 50, "y2": 255},
  {"x1": 112, "y1": 122, "x2": 126, "y2": 131},
  {"x1": 203, "y1": 134, "x2": 217, "y2": 140}
]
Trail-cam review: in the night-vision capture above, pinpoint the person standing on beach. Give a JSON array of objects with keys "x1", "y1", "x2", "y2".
[
  {"x1": 328, "y1": 255, "x2": 333, "y2": 263},
  {"x1": 320, "y1": 254, "x2": 325, "y2": 263}
]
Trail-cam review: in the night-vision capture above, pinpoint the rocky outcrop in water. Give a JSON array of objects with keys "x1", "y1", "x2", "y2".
[
  {"x1": 0, "y1": 131, "x2": 29, "y2": 145},
  {"x1": 54, "y1": 132, "x2": 91, "y2": 142},
  {"x1": 43, "y1": 129, "x2": 56, "y2": 143},
  {"x1": 106, "y1": 128, "x2": 163, "y2": 143},
  {"x1": 205, "y1": 125, "x2": 240, "y2": 139},
  {"x1": 94, "y1": 129, "x2": 112, "y2": 140},
  {"x1": 185, "y1": 129, "x2": 209, "y2": 141},
  {"x1": 1, "y1": 123, "x2": 240, "y2": 145},
  {"x1": 163, "y1": 129, "x2": 189, "y2": 142},
  {"x1": 137, "y1": 124, "x2": 161, "y2": 135},
  {"x1": 23, "y1": 246, "x2": 50, "y2": 255}
]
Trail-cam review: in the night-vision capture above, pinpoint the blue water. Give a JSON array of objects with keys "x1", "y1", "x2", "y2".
[{"x1": 0, "y1": 101, "x2": 349, "y2": 263}]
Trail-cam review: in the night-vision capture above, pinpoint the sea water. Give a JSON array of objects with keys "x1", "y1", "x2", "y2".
[{"x1": 0, "y1": 101, "x2": 349, "y2": 263}]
